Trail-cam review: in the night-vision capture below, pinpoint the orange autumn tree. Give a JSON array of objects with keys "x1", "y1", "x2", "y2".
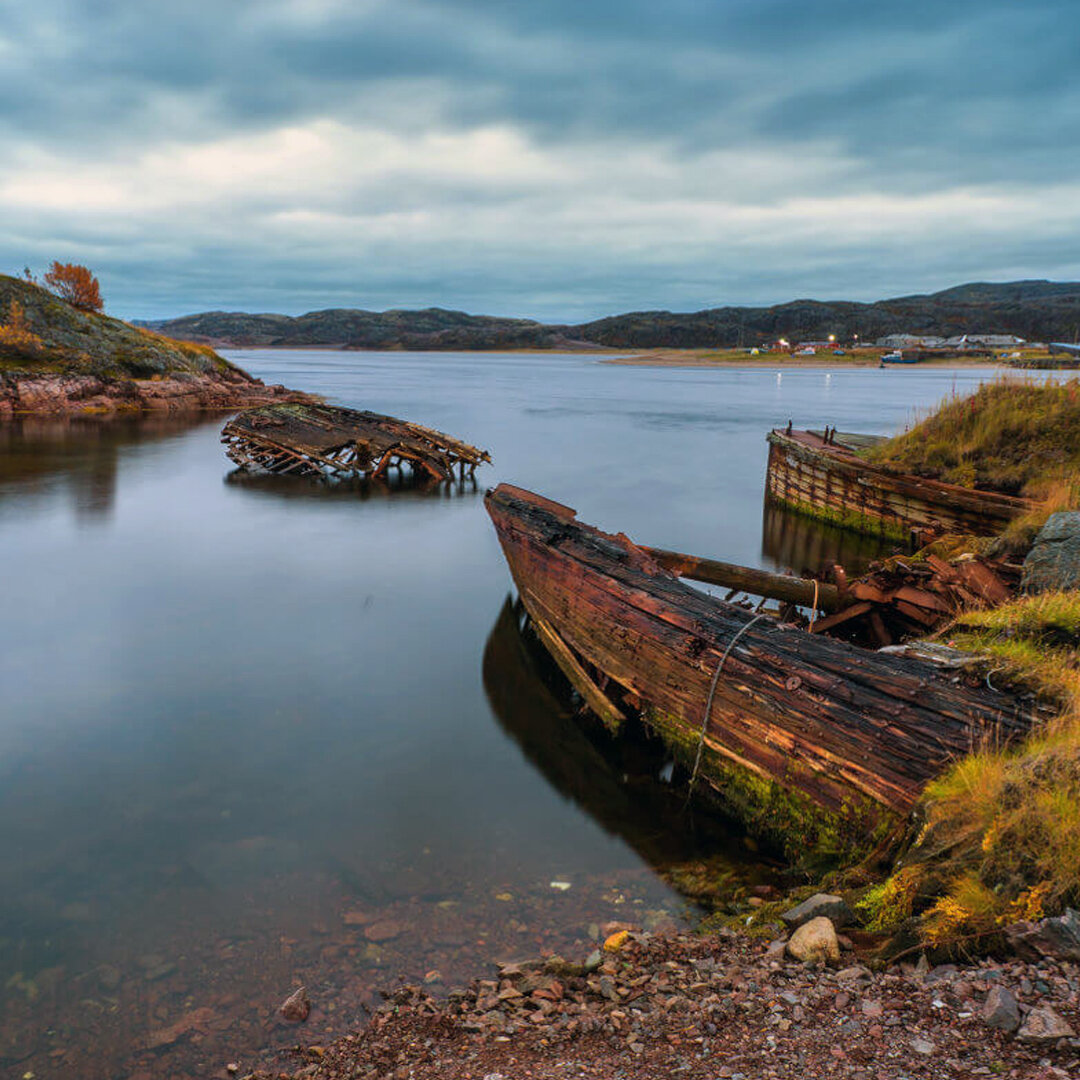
[
  {"x1": 43, "y1": 261, "x2": 104, "y2": 312},
  {"x1": 0, "y1": 301, "x2": 44, "y2": 356}
]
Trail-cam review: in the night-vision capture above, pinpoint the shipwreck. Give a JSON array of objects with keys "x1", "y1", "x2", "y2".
[
  {"x1": 485, "y1": 484, "x2": 1038, "y2": 861},
  {"x1": 766, "y1": 427, "x2": 1032, "y2": 542},
  {"x1": 221, "y1": 402, "x2": 490, "y2": 482}
]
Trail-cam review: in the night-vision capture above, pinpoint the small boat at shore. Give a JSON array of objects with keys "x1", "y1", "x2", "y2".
[
  {"x1": 485, "y1": 484, "x2": 1036, "y2": 860},
  {"x1": 221, "y1": 403, "x2": 490, "y2": 482},
  {"x1": 766, "y1": 427, "x2": 1032, "y2": 541}
]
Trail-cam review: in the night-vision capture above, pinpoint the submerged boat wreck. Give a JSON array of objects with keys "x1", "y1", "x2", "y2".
[
  {"x1": 766, "y1": 427, "x2": 1032, "y2": 541},
  {"x1": 485, "y1": 484, "x2": 1036, "y2": 860},
  {"x1": 221, "y1": 403, "x2": 490, "y2": 481}
]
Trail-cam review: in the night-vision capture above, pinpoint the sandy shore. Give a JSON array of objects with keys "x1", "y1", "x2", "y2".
[{"x1": 602, "y1": 349, "x2": 1010, "y2": 370}]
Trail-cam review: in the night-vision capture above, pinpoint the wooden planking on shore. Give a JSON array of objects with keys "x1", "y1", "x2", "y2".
[
  {"x1": 485, "y1": 484, "x2": 1033, "y2": 847},
  {"x1": 766, "y1": 429, "x2": 1032, "y2": 540}
]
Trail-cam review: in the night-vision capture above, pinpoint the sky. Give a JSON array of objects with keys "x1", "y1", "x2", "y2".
[{"x1": 2, "y1": 0, "x2": 1080, "y2": 322}]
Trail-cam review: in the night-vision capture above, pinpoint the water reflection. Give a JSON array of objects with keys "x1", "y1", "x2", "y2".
[
  {"x1": 482, "y1": 596, "x2": 779, "y2": 900},
  {"x1": 761, "y1": 498, "x2": 899, "y2": 579},
  {"x1": 224, "y1": 468, "x2": 482, "y2": 503},
  {"x1": 0, "y1": 414, "x2": 219, "y2": 522}
]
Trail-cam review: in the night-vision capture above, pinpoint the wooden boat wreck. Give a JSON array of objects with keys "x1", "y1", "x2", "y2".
[
  {"x1": 766, "y1": 427, "x2": 1032, "y2": 541},
  {"x1": 485, "y1": 484, "x2": 1038, "y2": 862},
  {"x1": 221, "y1": 403, "x2": 490, "y2": 482}
]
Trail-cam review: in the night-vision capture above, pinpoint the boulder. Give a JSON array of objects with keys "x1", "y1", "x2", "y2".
[
  {"x1": 1022, "y1": 512, "x2": 1080, "y2": 593},
  {"x1": 981, "y1": 985, "x2": 1020, "y2": 1033},
  {"x1": 1017, "y1": 1006, "x2": 1076, "y2": 1043},
  {"x1": 1005, "y1": 908, "x2": 1080, "y2": 962},
  {"x1": 786, "y1": 916, "x2": 841, "y2": 964},
  {"x1": 781, "y1": 893, "x2": 853, "y2": 930}
]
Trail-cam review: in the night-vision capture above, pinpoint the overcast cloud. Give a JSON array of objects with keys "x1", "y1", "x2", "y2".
[{"x1": 2, "y1": 0, "x2": 1078, "y2": 320}]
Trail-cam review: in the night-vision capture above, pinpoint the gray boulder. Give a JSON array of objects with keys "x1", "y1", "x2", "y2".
[
  {"x1": 1022, "y1": 512, "x2": 1080, "y2": 593},
  {"x1": 781, "y1": 893, "x2": 853, "y2": 930},
  {"x1": 981, "y1": 985, "x2": 1020, "y2": 1032},
  {"x1": 1006, "y1": 908, "x2": 1080, "y2": 962}
]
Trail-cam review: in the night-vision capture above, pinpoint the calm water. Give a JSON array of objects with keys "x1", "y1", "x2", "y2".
[{"x1": 0, "y1": 354, "x2": 1001, "y2": 1078}]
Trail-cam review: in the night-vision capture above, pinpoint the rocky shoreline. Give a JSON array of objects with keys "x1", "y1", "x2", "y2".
[
  {"x1": 0, "y1": 369, "x2": 313, "y2": 417},
  {"x1": 238, "y1": 912, "x2": 1080, "y2": 1080}
]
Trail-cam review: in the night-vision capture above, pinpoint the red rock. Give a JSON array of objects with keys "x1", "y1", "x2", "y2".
[{"x1": 280, "y1": 986, "x2": 311, "y2": 1023}]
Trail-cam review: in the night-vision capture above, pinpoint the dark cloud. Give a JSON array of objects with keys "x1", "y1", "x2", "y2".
[{"x1": 1, "y1": 1, "x2": 1078, "y2": 318}]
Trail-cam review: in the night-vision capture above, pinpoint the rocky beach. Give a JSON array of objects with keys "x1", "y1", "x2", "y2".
[{"x1": 242, "y1": 909, "x2": 1080, "y2": 1080}]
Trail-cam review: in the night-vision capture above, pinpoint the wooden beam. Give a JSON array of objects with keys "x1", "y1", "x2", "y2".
[{"x1": 643, "y1": 546, "x2": 841, "y2": 612}]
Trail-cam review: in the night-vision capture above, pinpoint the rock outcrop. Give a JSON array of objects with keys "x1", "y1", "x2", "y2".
[
  {"x1": 1022, "y1": 514, "x2": 1080, "y2": 593},
  {"x1": 0, "y1": 274, "x2": 310, "y2": 414}
]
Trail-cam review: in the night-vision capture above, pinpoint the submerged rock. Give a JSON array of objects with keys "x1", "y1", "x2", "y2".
[{"x1": 280, "y1": 986, "x2": 311, "y2": 1023}]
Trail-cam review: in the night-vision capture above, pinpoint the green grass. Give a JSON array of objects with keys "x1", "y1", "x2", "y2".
[
  {"x1": 866, "y1": 376, "x2": 1080, "y2": 498},
  {"x1": 0, "y1": 273, "x2": 245, "y2": 381},
  {"x1": 883, "y1": 591, "x2": 1080, "y2": 950}
]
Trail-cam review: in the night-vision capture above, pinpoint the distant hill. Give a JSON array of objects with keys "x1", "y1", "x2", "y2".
[
  {"x1": 142, "y1": 280, "x2": 1080, "y2": 351},
  {"x1": 140, "y1": 307, "x2": 597, "y2": 351}
]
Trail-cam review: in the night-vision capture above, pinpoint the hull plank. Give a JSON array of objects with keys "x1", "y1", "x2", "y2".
[
  {"x1": 485, "y1": 484, "x2": 1034, "y2": 853},
  {"x1": 766, "y1": 429, "x2": 1032, "y2": 540}
]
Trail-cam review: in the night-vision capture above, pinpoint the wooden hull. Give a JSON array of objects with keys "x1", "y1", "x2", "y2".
[
  {"x1": 485, "y1": 484, "x2": 1031, "y2": 858},
  {"x1": 221, "y1": 403, "x2": 490, "y2": 482},
  {"x1": 766, "y1": 429, "x2": 1032, "y2": 540}
]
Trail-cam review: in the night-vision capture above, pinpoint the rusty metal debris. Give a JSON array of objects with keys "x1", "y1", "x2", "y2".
[{"x1": 221, "y1": 403, "x2": 490, "y2": 482}]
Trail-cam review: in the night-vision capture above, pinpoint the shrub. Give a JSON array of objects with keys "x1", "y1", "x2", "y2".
[
  {"x1": 0, "y1": 300, "x2": 45, "y2": 357},
  {"x1": 42, "y1": 261, "x2": 103, "y2": 312}
]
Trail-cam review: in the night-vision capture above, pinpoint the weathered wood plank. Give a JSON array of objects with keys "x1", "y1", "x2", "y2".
[
  {"x1": 766, "y1": 429, "x2": 1032, "y2": 539},
  {"x1": 485, "y1": 484, "x2": 1035, "y2": 837},
  {"x1": 222, "y1": 402, "x2": 490, "y2": 481},
  {"x1": 531, "y1": 614, "x2": 626, "y2": 735}
]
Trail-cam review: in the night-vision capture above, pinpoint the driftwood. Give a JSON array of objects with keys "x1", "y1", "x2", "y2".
[
  {"x1": 766, "y1": 428, "x2": 1032, "y2": 540},
  {"x1": 486, "y1": 484, "x2": 1033, "y2": 838},
  {"x1": 221, "y1": 403, "x2": 490, "y2": 482}
]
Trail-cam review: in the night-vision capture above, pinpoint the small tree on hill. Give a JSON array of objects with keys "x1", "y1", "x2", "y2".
[
  {"x1": 43, "y1": 261, "x2": 103, "y2": 312},
  {"x1": 0, "y1": 300, "x2": 45, "y2": 357}
]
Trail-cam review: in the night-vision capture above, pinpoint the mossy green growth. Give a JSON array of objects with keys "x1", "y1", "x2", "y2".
[
  {"x1": 768, "y1": 490, "x2": 911, "y2": 543},
  {"x1": 643, "y1": 707, "x2": 900, "y2": 871}
]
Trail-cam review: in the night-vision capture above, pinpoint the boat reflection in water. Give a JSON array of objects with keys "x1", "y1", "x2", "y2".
[
  {"x1": 482, "y1": 596, "x2": 781, "y2": 905},
  {"x1": 224, "y1": 467, "x2": 482, "y2": 502},
  {"x1": 761, "y1": 497, "x2": 899, "y2": 581}
]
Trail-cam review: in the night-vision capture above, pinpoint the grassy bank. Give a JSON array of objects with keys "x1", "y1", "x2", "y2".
[
  {"x1": 854, "y1": 591, "x2": 1080, "y2": 953},
  {"x1": 865, "y1": 376, "x2": 1080, "y2": 550},
  {"x1": 0, "y1": 273, "x2": 243, "y2": 379},
  {"x1": 831, "y1": 380, "x2": 1080, "y2": 951}
]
